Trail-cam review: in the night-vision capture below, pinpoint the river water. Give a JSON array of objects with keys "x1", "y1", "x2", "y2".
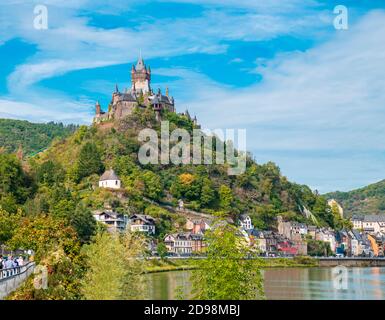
[{"x1": 147, "y1": 267, "x2": 385, "y2": 300}]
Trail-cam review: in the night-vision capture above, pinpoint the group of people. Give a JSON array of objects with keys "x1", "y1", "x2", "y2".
[{"x1": 0, "y1": 255, "x2": 24, "y2": 270}]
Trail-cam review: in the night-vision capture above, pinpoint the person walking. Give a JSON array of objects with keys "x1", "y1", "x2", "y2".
[
  {"x1": 5, "y1": 256, "x2": 13, "y2": 269},
  {"x1": 0, "y1": 255, "x2": 3, "y2": 270},
  {"x1": 17, "y1": 256, "x2": 24, "y2": 267}
]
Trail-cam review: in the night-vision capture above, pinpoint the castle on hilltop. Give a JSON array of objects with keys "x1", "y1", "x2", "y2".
[{"x1": 93, "y1": 54, "x2": 198, "y2": 126}]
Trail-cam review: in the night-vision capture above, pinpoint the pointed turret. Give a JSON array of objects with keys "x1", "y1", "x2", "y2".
[
  {"x1": 136, "y1": 52, "x2": 145, "y2": 71},
  {"x1": 131, "y1": 52, "x2": 151, "y2": 94},
  {"x1": 95, "y1": 101, "x2": 101, "y2": 115}
]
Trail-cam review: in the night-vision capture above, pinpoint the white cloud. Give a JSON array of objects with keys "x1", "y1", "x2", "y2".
[
  {"x1": 1, "y1": 0, "x2": 329, "y2": 93},
  {"x1": 160, "y1": 10, "x2": 385, "y2": 192},
  {"x1": 0, "y1": 97, "x2": 92, "y2": 124}
]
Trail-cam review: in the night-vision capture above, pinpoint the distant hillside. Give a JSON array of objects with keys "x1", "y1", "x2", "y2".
[
  {"x1": 0, "y1": 119, "x2": 78, "y2": 157},
  {"x1": 325, "y1": 180, "x2": 385, "y2": 217}
]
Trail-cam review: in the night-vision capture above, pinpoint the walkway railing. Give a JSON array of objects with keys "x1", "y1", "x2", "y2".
[
  {"x1": 0, "y1": 262, "x2": 34, "y2": 281},
  {"x1": 0, "y1": 262, "x2": 35, "y2": 299}
]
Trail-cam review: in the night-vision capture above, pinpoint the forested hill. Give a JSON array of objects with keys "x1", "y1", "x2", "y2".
[
  {"x1": 28, "y1": 108, "x2": 341, "y2": 231},
  {"x1": 325, "y1": 180, "x2": 385, "y2": 217},
  {"x1": 0, "y1": 119, "x2": 78, "y2": 156}
]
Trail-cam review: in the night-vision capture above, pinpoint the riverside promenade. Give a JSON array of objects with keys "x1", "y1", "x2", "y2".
[{"x1": 0, "y1": 262, "x2": 35, "y2": 299}]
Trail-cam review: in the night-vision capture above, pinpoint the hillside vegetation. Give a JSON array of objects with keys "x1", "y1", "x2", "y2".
[
  {"x1": 0, "y1": 107, "x2": 342, "y2": 299},
  {"x1": 28, "y1": 108, "x2": 337, "y2": 231},
  {"x1": 0, "y1": 118, "x2": 77, "y2": 156},
  {"x1": 326, "y1": 180, "x2": 385, "y2": 217}
]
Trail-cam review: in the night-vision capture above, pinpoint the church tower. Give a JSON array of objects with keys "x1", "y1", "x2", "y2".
[{"x1": 131, "y1": 53, "x2": 151, "y2": 94}]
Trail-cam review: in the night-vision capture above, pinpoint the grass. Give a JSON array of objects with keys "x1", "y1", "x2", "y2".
[
  {"x1": 145, "y1": 258, "x2": 198, "y2": 273},
  {"x1": 145, "y1": 256, "x2": 319, "y2": 273}
]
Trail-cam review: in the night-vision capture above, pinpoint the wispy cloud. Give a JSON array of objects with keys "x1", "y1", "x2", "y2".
[
  {"x1": 0, "y1": 1, "x2": 384, "y2": 192},
  {"x1": 164, "y1": 10, "x2": 385, "y2": 191}
]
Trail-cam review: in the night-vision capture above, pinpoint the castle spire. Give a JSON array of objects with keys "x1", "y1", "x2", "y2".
[
  {"x1": 95, "y1": 101, "x2": 101, "y2": 115},
  {"x1": 136, "y1": 50, "x2": 145, "y2": 71},
  {"x1": 115, "y1": 83, "x2": 119, "y2": 93},
  {"x1": 166, "y1": 87, "x2": 169, "y2": 97}
]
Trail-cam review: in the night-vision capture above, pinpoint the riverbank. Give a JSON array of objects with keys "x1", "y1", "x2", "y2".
[{"x1": 145, "y1": 256, "x2": 318, "y2": 273}]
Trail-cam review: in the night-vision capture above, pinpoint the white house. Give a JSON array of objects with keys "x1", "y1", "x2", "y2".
[
  {"x1": 239, "y1": 214, "x2": 253, "y2": 231},
  {"x1": 99, "y1": 169, "x2": 121, "y2": 189},
  {"x1": 164, "y1": 233, "x2": 193, "y2": 255},
  {"x1": 351, "y1": 216, "x2": 363, "y2": 230},
  {"x1": 93, "y1": 210, "x2": 128, "y2": 233},
  {"x1": 352, "y1": 215, "x2": 385, "y2": 233},
  {"x1": 128, "y1": 214, "x2": 156, "y2": 234}
]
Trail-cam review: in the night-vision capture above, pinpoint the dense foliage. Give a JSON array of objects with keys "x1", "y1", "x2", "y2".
[
  {"x1": 191, "y1": 220, "x2": 264, "y2": 300},
  {"x1": 0, "y1": 119, "x2": 77, "y2": 156},
  {"x1": 326, "y1": 180, "x2": 385, "y2": 217}
]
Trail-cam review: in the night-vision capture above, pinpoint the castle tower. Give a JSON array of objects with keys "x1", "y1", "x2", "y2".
[
  {"x1": 95, "y1": 101, "x2": 101, "y2": 115},
  {"x1": 131, "y1": 53, "x2": 151, "y2": 94}
]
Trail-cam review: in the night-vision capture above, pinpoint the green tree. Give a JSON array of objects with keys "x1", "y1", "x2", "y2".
[
  {"x1": 81, "y1": 232, "x2": 126, "y2": 300},
  {"x1": 36, "y1": 160, "x2": 65, "y2": 186},
  {"x1": 156, "y1": 242, "x2": 168, "y2": 260},
  {"x1": 307, "y1": 239, "x2": 332, "y2": 256},
  {"x1": 0, "y1": 154, "x2": 34, "y2": 203},
  {"x1": 0, "y1": 209, "x2": 20, "y2": 244},
  {"x1": 142, "y1": 170, "x2": 162, "y2": 200},
  {"x1": 75, "y1": 142, "x2": 104, "y2": 182},
  {"x1": 191, "y1": 219, "x2": 264, "y2": 300},
  {"x1": 70, "y1": 204, "x2": 97, "y2": 243},
  {"x1": 81, "y1": 231, "x2": 148, "y2": 300},
  {"x1": 200, "y1": 178, "x2": 215, "y2": 207},
  {"x1": 219, "y1": 185, "x2": 233, "y2": 211}
]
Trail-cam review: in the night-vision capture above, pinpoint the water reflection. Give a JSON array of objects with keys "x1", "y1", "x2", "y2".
[{"x1": 147, "y1": 267, "x2": 385, "y2": 300}]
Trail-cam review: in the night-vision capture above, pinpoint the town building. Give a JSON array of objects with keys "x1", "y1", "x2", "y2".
[
  {"x1": 242, "y1": 229, "x2": 267, "y2": 254},
  {"x1": 315, "y1": 228, "x2": 337, "y2": 253},
  {"x1": 128, "y1": 214, "x2": 156, "y2": 235},
  {"x1": 307, "y1": 225, "x2": 317, "y2": 239},
  {"x1": 99, "y1": 169, "x2": 121, "y2": 189},
  {"x1": 351, "y1": 215, "x2": 363, "y2": 230},
  {"x1": 239, "y1": 214, "x2": 253, "y2": 231},
  {"x1": 164, "y1": 232, "x2": 205, "y2": 255},
  {"x1": 351, "y1": 215, "x2": 385, "y2": 233},
  {"x1": 335, "y1": 229, "x2": 350, "y2": 255},
  {"x1": 277, "y1": 216, "x2": 308, "y2": 241},
  {"x1": 185, "y1": 218, "x2": 211, "y2": 235},
  {"x1": 93, "y1": 210, "x2": 128, "y2": 233}
]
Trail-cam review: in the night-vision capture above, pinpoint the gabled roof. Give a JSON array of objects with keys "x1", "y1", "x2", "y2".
[
  {"x1": 100, "y1": 169, "x2": 120, "y2": 181},
  {"x1": 93, "y1": 210, "x2": 126, "y2": 221},
  {"x1": 247, "y1": 229, "x2": 264, "y2": 238},
  {"x1": 121, "y1": 92, "x2": 137, "y2": 102},
  {"x1": 364, "y1": 215, "x2": 385, "y2": 222},
  {"x1": 129, "y1": 214, "x2": 155, "y2": 225}
]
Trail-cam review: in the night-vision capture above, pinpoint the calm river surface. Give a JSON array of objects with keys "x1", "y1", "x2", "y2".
[{"x1": 147, "y1": 267, "x2": 385, "y2": 300}]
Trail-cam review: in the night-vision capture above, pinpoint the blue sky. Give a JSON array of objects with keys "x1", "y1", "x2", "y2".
[{"x1": 1, "y1": 0, "x2": 385, "y2": 193}]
